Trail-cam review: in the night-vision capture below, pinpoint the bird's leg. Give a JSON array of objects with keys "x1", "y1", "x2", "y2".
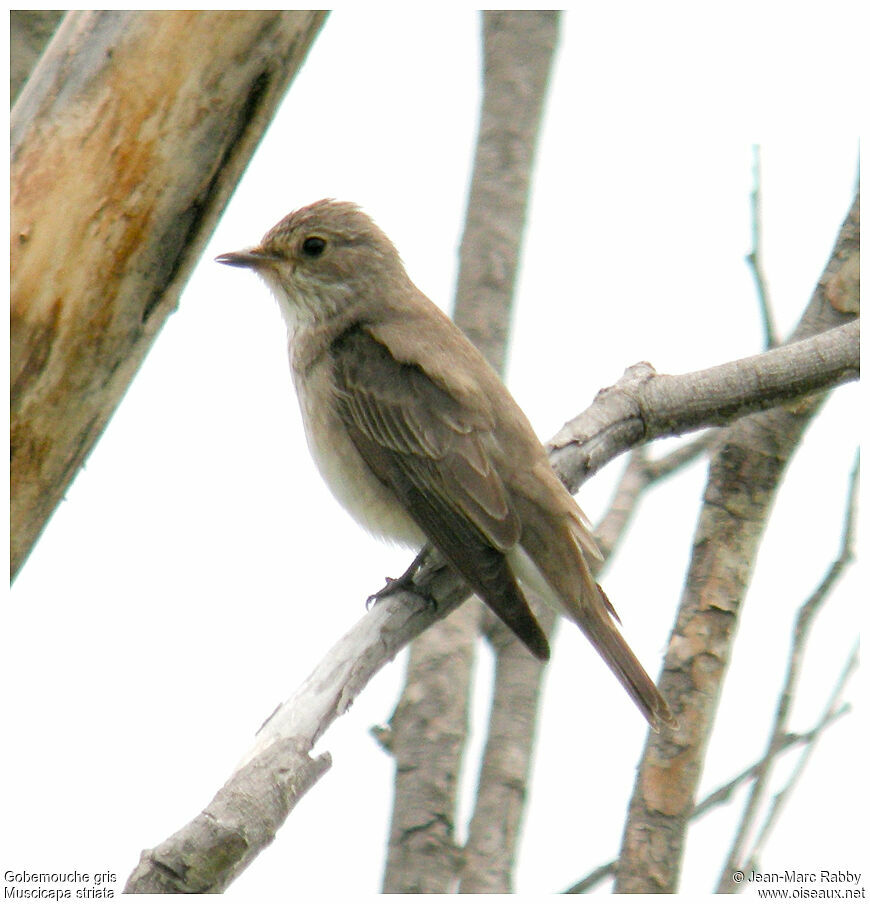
[{"x1": 367, "y1": 546, "x2": 434, "y2": 609}]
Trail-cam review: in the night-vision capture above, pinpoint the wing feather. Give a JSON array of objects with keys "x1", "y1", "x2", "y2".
[
  {"x1": 332, "y1": 325, "x2": 520, "y2": 551},
  {"x1": 330, "y1": 325, "x2": 549, "y2": 660}
]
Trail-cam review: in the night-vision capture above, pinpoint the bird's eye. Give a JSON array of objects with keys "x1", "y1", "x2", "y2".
[{"x1": 301, "y1": 236, "x2": 327, "y2": 258}]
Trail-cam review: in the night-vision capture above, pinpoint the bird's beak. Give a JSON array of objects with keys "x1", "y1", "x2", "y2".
[{"x1": 215, "y1": 247, "x2": 280, "y2": 269}]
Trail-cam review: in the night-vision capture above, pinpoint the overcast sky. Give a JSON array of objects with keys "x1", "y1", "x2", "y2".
[{"x1": 4, "y1": 6, "x2": 864, "y2": 898}]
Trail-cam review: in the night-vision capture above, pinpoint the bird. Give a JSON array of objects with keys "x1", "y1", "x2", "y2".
[{"x1": 216, "y1": 199, "x2": 674, "y2": 730}]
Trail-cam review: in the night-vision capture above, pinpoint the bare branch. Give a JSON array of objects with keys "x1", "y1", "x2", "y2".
[
  {"x1": 613, "y1": 194, "x2": 859, "y2": 893},
  {"x1": 466, "y1": 432, "x2": 713, "y2": 891},
  {"x1": 747, "y1": 145, "x2": 778, "y2": 348},
  {"x1": 564, "y1": 697, "x2": 852, "y2": 894},
  {"x1": 124, "y1": 179, "x2": 858, "y2": 897},
  {"x1": 745, "y1": 644, "x2": 859, "y2": 873},
  {"x1": 125, "y1": 742, "x2": 330, "y2": 893},
  {"x1": 716, "y1": 453, "x2": 860, "y2": 891},
  {"x1": 123, "y1": 312, "x2": 858, "y2": 893},
  {"x1": 643, "y1": 431, "x2": 719, "y2": 482},
  {"x1": 459, "y1": 611, "x2": 553, "y2": 892},
  {"x1": 695, "y1": 705, "x2": 853, "y2": 823},
  {"x1": 124, "y1": 558, "x2": 471, "y2": 892},
  {"x1": 548, "y1": 320, "x2": 859, "y2": 494},
  {"x1": 470, "y1": 428, "x2": 714, "y2": 892},
  {"x1": 124, "y1": 296, "x2": 858, "y2": 893},
  {"x1": 565, "y1": 859, "x2": 619, "y2": 895},
  {"x1": 595, "y1": 435, "x2": 715, "y2": 560}
]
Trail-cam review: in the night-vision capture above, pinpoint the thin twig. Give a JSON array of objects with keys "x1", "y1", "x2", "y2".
[
  {"x1": 568, "y1": 451, "x2": 859, "y2": 895},
  {"x1": 693, "y1": 705, "x2": 850, "y2": 821},
  {"x1": 715, "y1": 452, "x2": 859, "y2": 892},
  {"x1": 563, "y1": 691, "x2": 852, "y2": 894},
  {"x1": 746, "y1": 144, "x2": 777, "y2": 348},
  {"x1": 594, "y1": 434, "x2": 714, "y2": 561},
  {"x1": 643, "y1": 430, "x2": 718, "y2": 482},
  {"x1": 745, "y1": 643, "x2": 859, "y2": 873},
  {"x1": 564, "y1": 859, "x2": 618, "y2": 894}
]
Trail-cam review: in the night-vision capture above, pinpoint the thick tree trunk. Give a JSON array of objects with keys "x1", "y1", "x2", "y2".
[{"x1": 10, "y1": 10, "x2": 328, "y2": 579}]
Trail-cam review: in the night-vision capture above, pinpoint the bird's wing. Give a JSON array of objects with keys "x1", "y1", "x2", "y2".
[{"x1": 330, "y1": 324, "x2": 550, "y2": 660}]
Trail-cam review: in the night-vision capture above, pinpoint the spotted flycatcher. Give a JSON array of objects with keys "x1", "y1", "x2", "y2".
[{"x1": 216, "y1": 200, "x2": 674, "y2": 730}]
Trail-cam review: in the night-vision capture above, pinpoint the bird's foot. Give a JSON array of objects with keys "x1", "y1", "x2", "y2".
[{"x1": 366, "y1": 548, "x2": 434, "y2": 610}]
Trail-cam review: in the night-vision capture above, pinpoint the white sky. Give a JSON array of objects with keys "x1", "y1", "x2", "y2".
[{"x1": 4, "y1": 5, "x2": 865, "y2": 898}]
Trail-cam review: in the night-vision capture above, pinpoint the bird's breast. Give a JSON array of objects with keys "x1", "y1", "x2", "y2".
[{"x1": 292, "y1": 356, "x2": 425, "y2": 548}]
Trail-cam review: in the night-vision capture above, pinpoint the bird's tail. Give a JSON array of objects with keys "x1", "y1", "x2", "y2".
[
  {"x1": 569, "y1": 582, "x2": 676, "y2": 731},
  {"x1": 514, "y1": 501, "x2": 675, "y2": 731},
  {"x1": 562, "y1": 511, "x2": 675, "y2": 731}
]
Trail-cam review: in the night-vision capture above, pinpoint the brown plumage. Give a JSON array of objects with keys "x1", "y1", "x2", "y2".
[{"x1": 216, "y1": 199, "x2": 675, "y2": 731}]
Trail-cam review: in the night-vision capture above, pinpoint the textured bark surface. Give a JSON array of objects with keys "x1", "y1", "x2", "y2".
[
  {"x1": 381, "y1": 605, "x2": 479, "y2": 893},
  {"x1": 124, "y1": 740, "x2": 330, "y2": 893},
  {"x1": 548, "y1": 321, "x2": 859, "y2": 494},
  {"x1": 458, "y1": 609, "x2": 554, "y2": 893},
  {"x1": 10, "y1": 10, "x2": 328, "y2": 579},
  {"x1": 613, "y1": 195, "x2": 859, "y2": 893},
  {"x1": 452, "y1": 11, "x2": 560, "y2": 375}
]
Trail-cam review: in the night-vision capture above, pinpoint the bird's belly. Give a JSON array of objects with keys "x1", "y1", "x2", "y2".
[{"x1": 295, "y1": 367, "x2": 425, "y2": 548}]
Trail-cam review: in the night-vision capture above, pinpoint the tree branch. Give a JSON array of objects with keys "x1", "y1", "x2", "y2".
[
  {"x1": 746, "y1": 144, "x2": 778, "y2": 348},
  {"x1": 122, "y1": 308, "x2": 858, "y2": 893},
  {"x1": 594, "y1": 437, "x2": 715, "y2": 562},
  {"x1": 123, "y1": 249, "x2": 858, "y2": 892},
  {"x1": 715, "y1": 454, "x2": 859, "y2": 892},
  {"x1": 124, "y1": 175, "x2": 858, "y2": 897},
  {"x1": 467, "y1": 429, "x2": 716, "y2": 893},
  {"x1": 548, "y1": 319, "x2": 858, "y2": 495},
  {"x1": 124, "y1": 560, "x2": 471, "y2": 892},
  {"x1": 564, "y1": 697, "x2": 852, "y2": 894},
  {"x1": 744, "y1": 643, "x2": 859, "y2": 874},
  {"x1": 124, "y1": 741, "x2": 330, "y2": 893},
  {"x1": 613, "y1": 193, "x2": 858, "y2": 893}
]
